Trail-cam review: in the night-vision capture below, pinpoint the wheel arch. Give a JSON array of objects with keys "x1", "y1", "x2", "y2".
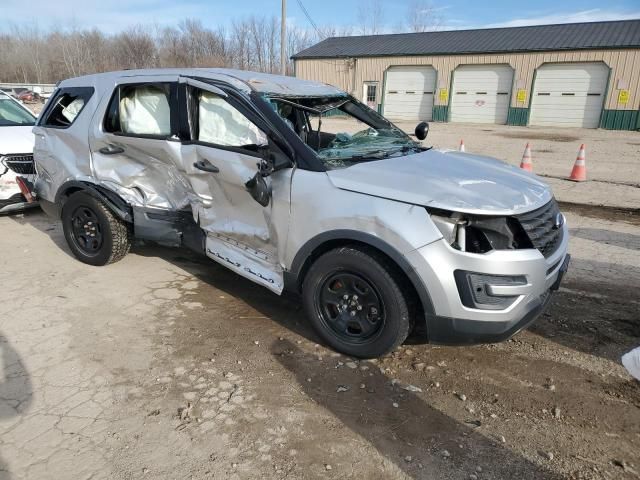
[
  {"x1": 285, "y1": 230, "x2": 435, "y2": 336},
  {"x1": 55, "y1": 181, "x2": 133, "y2": 222}
]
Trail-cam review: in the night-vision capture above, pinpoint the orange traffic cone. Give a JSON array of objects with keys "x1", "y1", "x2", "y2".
[
  {"x1": 569, "y1": 144, "x2": 587, "y2": 181},
  {"x1": 520, "y1": 143, "x2": 533, "y2": 171},
  {"x1": 459, "y1": 139, "x2": 465, "y2": 152}
]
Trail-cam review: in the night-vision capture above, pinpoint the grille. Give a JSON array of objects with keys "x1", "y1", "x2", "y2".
[
  {"x1": 516, "y1": 199, "x2": 563, "y2": 258},
  {"x1": 2, "y1": 154, "x2": 35, "y2": 175}
]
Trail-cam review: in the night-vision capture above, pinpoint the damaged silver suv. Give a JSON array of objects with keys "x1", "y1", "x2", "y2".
[{"x1": 30, "y1": 69, "x2": 569, "y2": 358}]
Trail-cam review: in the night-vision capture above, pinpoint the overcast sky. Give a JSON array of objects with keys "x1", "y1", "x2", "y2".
[{"x1": 1, "y1": 0, "x2": 638, "y2": 34}]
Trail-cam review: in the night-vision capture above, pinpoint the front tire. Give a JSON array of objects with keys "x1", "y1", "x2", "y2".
[
  {"x1": 302, "y1": 246, "x2": 412, "y2": 358},
  {"x1": 61, "y1": 191, "x2": 131, "y2": 266}
]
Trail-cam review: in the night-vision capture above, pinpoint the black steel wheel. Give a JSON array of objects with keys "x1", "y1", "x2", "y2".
[
  {"x1": 61, "y1": 191, "x2": 131, "y2": 266},
  {"x1": 302, "y1": 246, "x2": 412, "y2": 358},
  {"x1": 316, "y1": 272, "x2": 386, "y2": 343},
  {"x1": 69, "y1": 205, "x2": 104, "y2": 256}
]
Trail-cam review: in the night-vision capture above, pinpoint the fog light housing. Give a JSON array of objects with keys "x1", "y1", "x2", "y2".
[{"x1": 454, "y1": 271, "x2": 528, "y2": 310}]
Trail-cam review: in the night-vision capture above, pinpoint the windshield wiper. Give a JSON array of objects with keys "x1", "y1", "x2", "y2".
[
  {"x1": 388, "y1": 145, "x2": 424, "y2": 155},
  {"x1": 346, "y1": 145, "x2": 427, "y2": 163},
  {"x1": 349, "y1": 150, "x2": 392, "y2": 162}
]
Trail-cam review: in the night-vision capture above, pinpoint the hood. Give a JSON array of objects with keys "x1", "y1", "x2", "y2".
[
  {"x1": 326, "y1": 148, "x2": 552, "y2": 215},
  {"x1": 0, "y1": 126, "x2": 35, "y2": 156}
]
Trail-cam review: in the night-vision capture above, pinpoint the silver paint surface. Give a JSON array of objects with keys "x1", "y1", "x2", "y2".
[
  {"x1": 33, "y1": 68, "x2": 568, "y2": 332},
  {"x1": 327, "y1": 149, "x2": 552, "y2": 215}
]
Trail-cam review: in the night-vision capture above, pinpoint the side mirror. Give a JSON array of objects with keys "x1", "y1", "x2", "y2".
[
  {"x1": 258, "y1": 141, "x2": 291, "y2": 174},
  {"x1": 245, "y1": 172, "x2": 271, "y2": 207},
  {"x1": 415, "y1": 121, "x2": 429, "y2": 141}
]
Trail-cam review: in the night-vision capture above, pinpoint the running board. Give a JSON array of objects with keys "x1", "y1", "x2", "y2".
[{"x1": 205, "y1": 234, "x2": 283, "y2": 294}]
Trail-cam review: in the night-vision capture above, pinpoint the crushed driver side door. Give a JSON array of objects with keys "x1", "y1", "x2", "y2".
[{"x1": 178, "y1": 78, "x2": 293, "y2": 294}]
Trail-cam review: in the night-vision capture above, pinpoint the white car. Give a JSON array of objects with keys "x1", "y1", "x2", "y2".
[{"x1": 0, "y1": 91, "x2": 38, "y2": 214}]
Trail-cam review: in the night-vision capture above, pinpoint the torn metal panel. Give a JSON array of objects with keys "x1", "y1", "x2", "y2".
[
  {"x1": 206, "y1": 233, "x2": 284, "y2": 294},
  {"x1": 183, "y1": 142, "x2": 291, "y2": 288},
  {"x1": 86, "y1": 74, "x2": 194, "y2": 211},
  {"x1": 90, "y1": 137, "x2": 192, "y2": 210},
  {"x1": 219, "y1": 69, "x2": 345, "y2": 97}
]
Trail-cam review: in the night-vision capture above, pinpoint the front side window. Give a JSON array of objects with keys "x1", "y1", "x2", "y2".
[
  {"x1": 0, "y1": 97, "x2": 36, "y2": 127},
  {"x1": 104, "y1": 84, "x2": 172, "y2": 137},
  {"x1": 40, "y1": 87, "x2": 93, "y2": 128},
  {"x1": 197, "y1": 91, "x2": 267, "y2": 148},
  {"x1": 268, "y1": 95, "x2": 423, "y2": 169}
]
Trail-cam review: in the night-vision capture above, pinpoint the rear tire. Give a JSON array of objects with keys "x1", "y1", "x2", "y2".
[
  {"x1": 61, "y1": 191, "x2": 131, "y2": 266},
  {"x1": 302, "y1": 246, "x2": 412, "y2": 358}
]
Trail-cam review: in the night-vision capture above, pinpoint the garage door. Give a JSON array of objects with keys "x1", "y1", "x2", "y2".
[
  {"x1": 383, "y1": 66, "x2": 436, "y2": 121},
  {"x1": 529, "y1": 63, "x2": 608, "y2": 128},
  {"x1": 450, "y1": 65, "x2": 513, "y2": 124}
]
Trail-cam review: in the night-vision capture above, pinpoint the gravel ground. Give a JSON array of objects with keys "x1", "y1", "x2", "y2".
[{"x1": 0, "y1": 205, "x2": 638, "y2": 480}]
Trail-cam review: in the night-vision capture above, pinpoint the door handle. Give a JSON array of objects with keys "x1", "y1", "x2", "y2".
[
  {"x1": 99, "y1": 145, "x2": 125, "y2": 155},
  {"x1": 193, "y1": 159, "x2": 220, "y2": 173}
]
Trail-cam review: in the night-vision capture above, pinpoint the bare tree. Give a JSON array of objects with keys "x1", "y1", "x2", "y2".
[
  {"x1": 230, "y1": 19, "x2": 251, "y2": 71},
  {"x1": 357, "y1": 0, "x2": 384, "y2": 35},
  {"x1": 0, "y1": 14, "x2": 359, "y2": 83},
  {"x1": 111, "y1": 26, "x2": 158, "y2": 70},
  {"x1": 316, "y1": 24, "x2": 354, "y2": 40},
  {"x1": 405, "y1": 0, "x2": 442, "y2": 33}
]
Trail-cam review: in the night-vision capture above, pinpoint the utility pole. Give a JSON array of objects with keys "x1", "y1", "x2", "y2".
[{"x1": 281, "y1": 0, "x2": 287, "y2": 75}]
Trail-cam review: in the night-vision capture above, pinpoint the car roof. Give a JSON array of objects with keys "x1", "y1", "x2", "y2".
[{"x1": 59, "y1": 68, "x2": 345, "y2": 98}]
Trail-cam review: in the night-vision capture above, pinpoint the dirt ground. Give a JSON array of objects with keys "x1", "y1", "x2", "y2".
[{"x1": 1, "y1": 203, "x2": 638, "y2": 480}]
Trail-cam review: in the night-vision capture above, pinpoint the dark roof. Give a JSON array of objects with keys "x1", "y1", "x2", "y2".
[{"x1": 292, "y1": 20, "x2": 640, "y2": 59}]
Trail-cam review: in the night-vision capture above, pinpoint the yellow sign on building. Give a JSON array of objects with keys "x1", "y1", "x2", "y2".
[
  {"x1": 439, "y1": 88, "x2": 448, "y2": 103},
  {"x1": 516, "y1": 89, "x2": 527, "y2": 103},
  {"x1": 618, "y1": 89, "x2": 630, "y2": 105}
]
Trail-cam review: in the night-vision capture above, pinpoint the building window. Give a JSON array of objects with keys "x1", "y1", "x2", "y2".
[{"x1": 366, "y1": 84, "x2": 377, "y2": 104}]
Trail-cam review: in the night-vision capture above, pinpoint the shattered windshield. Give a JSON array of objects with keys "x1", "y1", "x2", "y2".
[{"x1": 266, "y1": 95, "x2": 424, "y2": 169}]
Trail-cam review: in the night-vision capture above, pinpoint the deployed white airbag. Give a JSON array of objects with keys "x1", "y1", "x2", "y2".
[
  {"x1": 198, "y1": 92, "x2": 267, "y2": 147},
  {"x1": 120, "y1": 86, "x2": 171, "y2": 136},
  {"x1": 61, "y1": 98, "x2": 85, "y2": 123}
]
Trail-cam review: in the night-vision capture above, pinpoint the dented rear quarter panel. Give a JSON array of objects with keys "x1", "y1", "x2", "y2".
[{"x1": 33, "y1": 77, "x2": 104, "y2": 204}]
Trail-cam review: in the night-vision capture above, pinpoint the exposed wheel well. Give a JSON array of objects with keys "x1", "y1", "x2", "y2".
[
  {"x1": 57, "y1": 182, "x2": 133, "y2": 222},
  {"x1": 293, "y1": 238, "x2": 428, "y2": 336},
  {"x1": 59, "y1": 186, "x2": 84, "y2": 203}
]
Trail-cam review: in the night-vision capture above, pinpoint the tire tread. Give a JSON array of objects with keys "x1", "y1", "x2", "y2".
[
  {"x1": 62, "y1": 191, "x2": 132, "y2": 266},
  {"x1": 303, "y1": 245, "x2": 412, "y2": 358},
  {"x1": 94, "y1": 199, "x2": 132, "y2": 264}
]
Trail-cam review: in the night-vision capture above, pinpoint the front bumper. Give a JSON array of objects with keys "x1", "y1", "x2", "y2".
[{"x1": 406, "y1": 221, "x2": 570, "y2": 345}]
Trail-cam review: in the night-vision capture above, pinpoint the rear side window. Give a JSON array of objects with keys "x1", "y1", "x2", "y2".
[
  {"x1": 40, "y1": 87, "x2": 94, "y2": 128},
  {"x1": 104, "y1": 83, "x2": 174, "y2": 138}
]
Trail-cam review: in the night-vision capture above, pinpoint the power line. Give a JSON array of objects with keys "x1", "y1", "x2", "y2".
[{"x1": 295, "y1": 0, "x2": 323, "y2": 38}]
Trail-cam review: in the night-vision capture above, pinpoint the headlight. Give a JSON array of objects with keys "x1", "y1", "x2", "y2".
[
  {"x1": 429, "y1": 210, "x2": 532, "y2": 254},
  {"x1": 430, "y1": 212, "x2": 467, "y2": 251}
]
